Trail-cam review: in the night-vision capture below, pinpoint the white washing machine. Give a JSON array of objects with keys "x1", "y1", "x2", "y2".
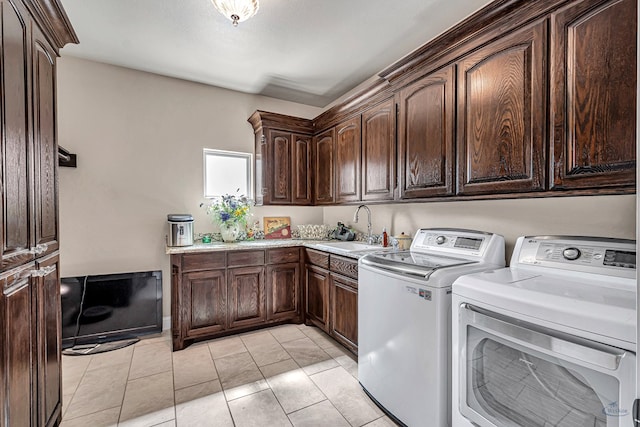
[
  {"x1": 358, "y1": 228, "x2": 506, "y2": 427},
  {"x1": 452, "y1": 236, "x2": 636, "y2": 427}
]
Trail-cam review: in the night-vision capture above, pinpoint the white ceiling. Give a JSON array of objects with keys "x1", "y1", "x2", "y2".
[{"x1": 60, "y1": 0, "x2": 493, "y2": 107}]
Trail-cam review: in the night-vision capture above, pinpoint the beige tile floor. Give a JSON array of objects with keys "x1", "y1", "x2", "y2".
[{"x1": 60, "y1": 324, "x2": 397, "y2": 427}]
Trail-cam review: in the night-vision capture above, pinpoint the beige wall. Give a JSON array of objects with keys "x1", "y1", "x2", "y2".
[
  {"x1": 323, "y1": 195, "x2": 636, "y2": 262},
  {"x1": 57, "y1": 56, "x2": 323, "y2": 317},
  {"x1": 57, "y1": 56, "x2": 637, "y2": 322}
]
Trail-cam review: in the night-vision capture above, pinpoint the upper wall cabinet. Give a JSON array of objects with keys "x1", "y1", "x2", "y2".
[
  {"x1": 248, "y1": 111, "x2": 313, "y2": 206},
  {"x1": 362, "y1": 99, "x2": 396, "y2": 201},
  {"x1": 292, "y1": 134, "x2": 313, "y2": 204},
  {"x1": 549, "y1": 0, "x2": 637, "y2": 190},
  {"x1": 1, "y1": 0, "x2": 33, "y2": 272},
  {"x1": 250, "y1": 0, "x2": 636, "y2": 205},
  {"x1": 456, "y1": 21, "x2": 547, "y2": 196},
  {"x1": 313, "y1": 128, "x2": 336, "y2": 205},
  {"x1": 335, "y1": 117, "x2": 362, "y2": 203},
  {"x1": 398, "y1": 67, "x2": 455, "y2": 199}
]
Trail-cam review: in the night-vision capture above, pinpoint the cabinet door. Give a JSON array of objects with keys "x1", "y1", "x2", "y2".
[
  {"x1": 35, "y1": 253, "x2": 61, "y2": 427},
  {"x1": 457, "y1": 21, "x2": 546, "y2": 195},
  {"x1": 330, "y1": 274, "x2": 358, "y2": 354},
  {"x1": 266, "y1": 262, "x2": 300, "y2": 321},
  {"x1": 291, "y1": 134, "x2": 312, "y2": 205},
  {"x1": 398, "y1": 66, "x2": 455, "y2": 198},
  {"x1": 184, "y1": 270, "x2": 227, "y2": 337},
  {"x1": 314, "y1": 128, "x2": 335, "y2": 205},
  {"x1": 1, "y1": 0, "x2": 34, "y2": 272},
  {"x1": 269, "y1": 130, "x2": 292, "y2": 204},
  {"x1": 305, "y1": 265, "x2": 330, "y2": 332},
  {"x1": 254, "y1": 129, "x2": 268, "y2": 205},
  {"x1": 228, "y1": 266, "x2": 265, "y2": 329},
  {"x1": 32, "y1": 28, "x2": 59, "y2": 258},
  {"x1": 362, "y1": 99, "x2": 396, "y2": 201},
  {"x1": 1, "y1": 263, "x2": 35, "y2": 427},
  {"x1": 549, "y1": 0, "x2": 636, "y2": 190},
  {"x1": 335, "y1": 117, "x2": 362, "y2": 203}
]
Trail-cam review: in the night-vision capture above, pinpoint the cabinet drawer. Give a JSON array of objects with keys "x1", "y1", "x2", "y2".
[
  {"x1": 306, "y1": 249, "x2": 329, "y2": 269},
  {"x1": 182, "y1": 252, "x2": 226, "y2": 272},
  {"x1": 227, "y1": 250, "x2": 265, "y2": 267},
  {"x1": 267, "y1": 247, "x2": 300, "y2": 264},
  {"x1": 329, "y1": 255, "x2": 358, "y2": 281}
]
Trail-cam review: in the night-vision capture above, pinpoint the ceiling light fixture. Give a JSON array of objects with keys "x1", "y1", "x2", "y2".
[{"x1": 211, "y1": 0, "x2": 259, "y2": 27}]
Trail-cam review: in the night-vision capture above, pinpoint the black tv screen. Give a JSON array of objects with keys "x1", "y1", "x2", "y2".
[{"x1": 61, "y1": 270, "x2": 162, "y2": 348}]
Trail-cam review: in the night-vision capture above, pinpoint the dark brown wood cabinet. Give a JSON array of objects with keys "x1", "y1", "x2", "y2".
[
  {"x1": 35, "y1": 254, "x2": 61, "y2": 427},
  {"x1": 250, "y1": 0, "x2": 635, "y2": 204},
  {"x1": 171, "y1": 247, "x2": 302, "y2": 350},
  {"x1": 0, "y1": 1, "x2": 76, "y2": 426},
  {"x1": 456, "y1": 20, "x2": 547, "y2": 195},
  {"x1": 549, "y1": 0, "x2": 636, "y2": 190},
  {"x1": 267, "y1": 262, "x2": 300, "y2": 321},
  {"x1": 398, "y1": 67, "x2": 455, "y2": 198},
  {"x1": 269, "y1": 131, "x2": 293, "y2": 204},
  {"x1": 362, "y1": 99, "x2": 396, "y2": 201},
  {"x1": 313, "y1": 128, "x2": 336, "y2": 204},
  {"x1": 335, "y1": 117, "x2": 362, "y2": 203},
  {"x1": 304, "y1": 249, "x2": 358, "y2": 355},
  {"x1": 330, "y1": 274, "x2": 358, "y2": 353},
  {"x1": 304, "y1": 264, "x2": 331, "y2": 331},
  {"x1": 32, "y1": 27, "x2": 60, "y2": 260},
  {"x1": 292, "y1": 134, "x2": 313, "y2": 204},
  {"x1": 1, "y1": 263, "x2": 36, "y2": 426},
  {"x1": 228, "y1": 266, "x2": 265, "y2": 329},
  {"x1": 183, "y1": 269, "x2": 227, "y2": 337},
  {"x1": 248, "y1": 111, "x2": 313, "y2": 206}
]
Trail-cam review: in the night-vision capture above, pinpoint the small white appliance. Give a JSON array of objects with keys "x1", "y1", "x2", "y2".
[
  {"x1": 358, "y1": 228, "x2": 506, "y2": 427},
  {"x1": 452, "y1": 235, "x2": 636, "y2": 427}
]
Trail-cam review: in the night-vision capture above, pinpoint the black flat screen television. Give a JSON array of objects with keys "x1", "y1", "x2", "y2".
[{"x1": 61, "y1": 270, "x2": 162, "y2": 349}]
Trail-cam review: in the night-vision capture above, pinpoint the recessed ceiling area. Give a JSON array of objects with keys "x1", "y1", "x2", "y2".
[{"x1": 59, "y1": 0, "x2": 493, "y2": 107}]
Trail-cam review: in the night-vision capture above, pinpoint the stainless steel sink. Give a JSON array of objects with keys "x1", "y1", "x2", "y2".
[{"x1": 310, "y1": 241, "x2": 391, "y2": 255}]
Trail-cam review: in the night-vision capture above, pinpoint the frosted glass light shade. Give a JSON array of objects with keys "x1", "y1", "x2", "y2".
[{"x1": 211, "y1": 0, "x2": 259, "y2": 26}]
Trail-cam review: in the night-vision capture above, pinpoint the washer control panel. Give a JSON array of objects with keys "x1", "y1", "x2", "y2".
[
  {"x1": 516, "y1": 236, "x2": 636, "y2": 276},
  {"x1": 412, "y1": 229, "x2": 489, "y2": 255}
]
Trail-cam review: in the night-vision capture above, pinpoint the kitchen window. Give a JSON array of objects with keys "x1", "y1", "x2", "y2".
[{"x1": 203, "y1": 149, "x2": 253, "y2": 198}]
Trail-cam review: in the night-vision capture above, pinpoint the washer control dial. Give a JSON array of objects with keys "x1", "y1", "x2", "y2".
[
  {"x1": 435, "y1": 236, "x2": 446, "y2": 245},
  {"x1": 562, "y1": 247, "x2": 581, "y2": 261}
]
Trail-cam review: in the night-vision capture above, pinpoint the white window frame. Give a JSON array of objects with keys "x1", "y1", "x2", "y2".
[{"x1": 203, "y1": 149, "x2": 253, "y2": 199}]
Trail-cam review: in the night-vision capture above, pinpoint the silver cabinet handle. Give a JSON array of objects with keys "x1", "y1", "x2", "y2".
[
  {"x1": 27, "y1": 266, "x2": 56, "y2": 278},
  {"x1": 29, "y1": 244, "x2": 48, "y2": 255}
]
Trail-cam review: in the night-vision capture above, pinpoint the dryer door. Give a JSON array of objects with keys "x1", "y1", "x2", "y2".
[{"x1": 458, "y1": 304, "x2": 636, "y2": 427}]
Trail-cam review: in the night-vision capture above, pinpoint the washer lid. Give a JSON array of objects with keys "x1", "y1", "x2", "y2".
[
  {"x1": 453, "y1": 268, "x2": 636, "y2": 348},
  {"x1": 361, "y1": 250, "x2": 476, "y2": 279}
]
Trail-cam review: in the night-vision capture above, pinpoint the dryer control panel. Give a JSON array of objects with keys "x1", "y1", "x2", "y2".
[{"x1": 515, "y1": 236, "x2": 636, "y2": 278}]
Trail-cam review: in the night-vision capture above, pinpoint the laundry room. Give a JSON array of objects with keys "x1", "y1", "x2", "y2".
[{"x1": 1, "y1": 0, "x2": 636, "y2": 426}]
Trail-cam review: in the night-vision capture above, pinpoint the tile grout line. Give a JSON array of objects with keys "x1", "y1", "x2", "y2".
[
  {"x1": 207, "y1": 339, "x2": 238, "y2": 426},
  {"x1": 116, "y1": 345, "x2": 136, "y2": 425}
]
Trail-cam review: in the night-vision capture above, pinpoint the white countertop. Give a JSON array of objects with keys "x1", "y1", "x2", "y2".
[{"x1": 166, "y1": 239, "x2": 389, "y2": 260}]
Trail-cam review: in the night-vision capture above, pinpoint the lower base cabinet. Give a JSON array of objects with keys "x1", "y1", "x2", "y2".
[
  {"x1": 171, "y1": 248, "x2": 301, "y2": 350},
  {"x1": 228, "y1": 266, "x2": 266, "y2": 329},
  {"x1": 305, "y1": 249, "x2": 359, "y2": 355},
  {"x1": 0, "y1": 253, "x2": 62, "y2": 427},
  {"x1": 330, "y1": 274, "x2": 358, "y2": 353},
  {"x1": 304, "y1": 264, "x2": 330, "y2": 331}
]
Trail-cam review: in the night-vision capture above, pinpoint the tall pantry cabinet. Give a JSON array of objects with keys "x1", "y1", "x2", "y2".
[{"x1": 0, "y1": 1, "x2": 77, "y2": 426}]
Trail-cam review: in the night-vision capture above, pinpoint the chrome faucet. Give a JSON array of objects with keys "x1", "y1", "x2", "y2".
[{"x1": 353, "y1": 204, "x2": 374, "y2": 245}]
